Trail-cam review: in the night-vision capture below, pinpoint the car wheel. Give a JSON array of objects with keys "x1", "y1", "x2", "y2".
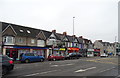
[
  {"x1": 2, "y1": 67, "x2": 8, "y2": 76},
  {"x1": 53, "y1": 58, "x2": 56, "y2": 61},
  {"x1": 40, "y1": 59, "x2": 44, "y2": 62},
  {"x1": 25, "y1": 59, "x2": 30, "y2": 63}
]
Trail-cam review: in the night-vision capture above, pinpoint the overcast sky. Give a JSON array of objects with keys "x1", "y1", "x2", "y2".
[{"x1": 0, "y1": 0, "x2": 119, "y2": 43}]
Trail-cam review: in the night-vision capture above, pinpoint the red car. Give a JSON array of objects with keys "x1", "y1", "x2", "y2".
[{"x1": 48, "y1": 54, "x2": 65, "y2": 61}]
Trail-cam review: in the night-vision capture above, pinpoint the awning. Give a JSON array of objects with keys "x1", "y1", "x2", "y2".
[
  {"x1": 68, "y1": 47, "x2": 79, "y2": 50},
  {"x1": 4, "y1": 46, "x2": 48, "y2": 49}
]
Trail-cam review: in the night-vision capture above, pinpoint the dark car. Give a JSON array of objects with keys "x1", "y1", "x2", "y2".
[
  {"x1": 48, "y1": 54, "x2": 65, "y2": 61},
  {"x1": 0, "y1": 55, "x2": 14, "y2": 76},
  {"x1": 20, "y1": 53, "x2": 45, "y2": 63},
  {"x1": 65, "y1": 52, "x2": 81, "y2": 59}
]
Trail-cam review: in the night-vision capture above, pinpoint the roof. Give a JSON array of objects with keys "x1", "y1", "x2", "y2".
[
  {"x1": 77, "y1": 37, "x2": 83, "y2": 43},
  {"x1": 67, "y1": 35, "x2": 74, "y2": 42},
  {"x1": 2, "y1": 22, "x2": 41, "y2": 38},
  {"x1": 56, "y1": 33, "x2": 64, "y2": 40},
  {"x1": 41, "y1": 30, "x2": 52, "y2": 39}
]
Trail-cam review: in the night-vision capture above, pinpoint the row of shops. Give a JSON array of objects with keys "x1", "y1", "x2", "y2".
[{"x1": 2, "y1": 45, "x2": 100, "y2": 60}]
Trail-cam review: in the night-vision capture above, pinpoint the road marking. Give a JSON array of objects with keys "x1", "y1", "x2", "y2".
[
  {"x1": 50, "y1": 65, "x2": 59, "y2": 67},
  {"x1": 14, "y1": 67, "x2": 22, "y2": 69},
  {"x1": 100, "y1": 67, "x2": 116, "y2": 73},
  {"x1": 75, "y1": 67, "x2": 96, "y2": 73},
  {"x1": 25, "y1": 70, "x2": 58, "y2": 76},
  {"x1": 39, "y1": 70, "x2": 57, "y2": 74},
  {"x1": 25, "y1": 73, "x2": 40, "y2": 76},
  {"x1": 51, "y1": 64, "x2": 73, "y2": 67}
]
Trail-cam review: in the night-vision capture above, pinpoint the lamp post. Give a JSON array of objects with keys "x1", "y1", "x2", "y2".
[{"x1": 73, "y1": 17, "x2": 75, "y2": 47}]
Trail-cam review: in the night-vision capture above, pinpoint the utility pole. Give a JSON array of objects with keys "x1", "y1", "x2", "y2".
[{"x1": 73, "y1": 17, "x2": 75, "y2": 47}]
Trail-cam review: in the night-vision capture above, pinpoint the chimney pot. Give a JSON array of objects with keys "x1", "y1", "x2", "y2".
[
  {"x1": 63, "y1": 32, "x2": 67, "y2": 35},
  {"x1": 52, "y1": 30, "x2": 56, "y2": 33},
  {"x1": 79, "y1": 36, "x2": 83, "y2": 38}
]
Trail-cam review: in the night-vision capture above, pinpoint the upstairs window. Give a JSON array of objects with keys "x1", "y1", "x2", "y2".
[
  {"x1": 20, "y1": 29, "x2": 23, "y2": 32},
  {"x1": 49, "y1": 37, "x2": 55, "y2": 39},
  {"x1": 18, "y1": 38, "x2": 24, "y2": 43},
  {"x1": 3, "y1": 36, "x2": 14, "y2": 43},
  {"x1": 27, "y1": 30, "x2": 31, "y2": 33},
  {"x1": 31, "y1": 39, "x2": 35, "y2": 44}
]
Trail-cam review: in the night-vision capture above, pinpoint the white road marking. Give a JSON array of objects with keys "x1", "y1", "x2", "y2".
[
  {"x1": 25, "y1": 73, "x2": 40, "y2": 76},
  {"x1": 75, "y1": 67, "x2": 96, "y2": 73},
  {"x1": 25, "y1": 70, "x2": 58, "y2": 76},
  {"x1": 100, "y1": 67, "x2": 116, "y2": 73},
  {"x1": 39, "y1": 70, "x2": 57, "y2": 74},
  {"x1": 50, "y1": 65, "x2": 59, "y2": 67},
  {"x1": 14, "y1": 67, "x2": 22, "y2": 69},
  {"x1": 51, "y1": 64, "x2": 73, "y2": 67}
]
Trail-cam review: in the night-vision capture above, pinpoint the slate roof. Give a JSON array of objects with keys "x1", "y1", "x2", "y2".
[
  {"x1": 41, "y1": 30, "x2": 52, "y2": 39},
  {"x1": 67, "y1": 35, "x2": 74, "y2": 42},
  {"x1": 2, "y1": 22, "x2": 41, "y2": 38},
  {"x1": 56, "y1": 33, "x2": 64, "y2": 40},
  {"x1": 2, "y1": 22, "x2": 9, "y2": 31},
  {"x1": 77, "y1": 37, "x2": 83, "y2": 43}
]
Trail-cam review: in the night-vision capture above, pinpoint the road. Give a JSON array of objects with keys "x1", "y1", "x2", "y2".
[{"x1": 4, "y1": 56, "x2": 119, "y2": 77}]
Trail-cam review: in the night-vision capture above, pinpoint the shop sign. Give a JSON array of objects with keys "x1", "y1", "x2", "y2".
[
  {"x1": 88, "y1": 49, "x2": 94, "y2": 51},
  {"x1": 53, "y1": 48, "x2": 59, "y2": 50},
  {"x1": 94, "y1": 49, "x2": 100, "y2": 52},
  {"x1": 59, "y1": 48, "x2": 65, "y2": 51},
  {"x1": 4, "y1": 46, "x2": 13, "y2": 48},
  {"x1": 68, "y1": 48, "x2": 79, "y2": 50}
]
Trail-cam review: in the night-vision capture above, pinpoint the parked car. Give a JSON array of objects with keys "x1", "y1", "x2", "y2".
[
  {"x1": 48, "y1": 54, "x2": 65, "y2": 61},
  {"x1": 0, "y1": 55, "x2": 14, "y2": 76},
  {"x1": 20, "y1": 53, "x2": 45, "y2": 63},
  {"x1": 100, "y1": 53, "x2": 108, "y2": 57},
  {"x1": 65, "y1": 52, "x2": 81, "y2": 60}
]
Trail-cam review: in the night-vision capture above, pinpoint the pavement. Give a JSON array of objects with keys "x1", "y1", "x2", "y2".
[{"x1": 3, "y1": 56, "x2": 120, "y2": 78}]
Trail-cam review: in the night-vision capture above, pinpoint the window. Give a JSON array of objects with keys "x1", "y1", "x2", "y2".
[
  {"x1": 31, "y1": 39, "x2": 35, "y2": 44},
  {"x1": 20, "y1": 29, "x2": 23, "y2": 32},
  {"x1": 27, "y1": 30, "x2": 31, "y2": 33},
  {"x1": 18, "y1": 38, "x2": 24, "y2": 43},
  {"x1": 3, "y1": 36, "x2": 14, "y2": 43},
  {"x1": 49, "y1": 37, "x2": 55, "y2": 39}
]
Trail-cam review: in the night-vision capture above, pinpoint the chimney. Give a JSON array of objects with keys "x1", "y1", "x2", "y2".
[
  {"x1": 98, "y1": 40, "x2": 102, "y2": 42},
  {"x1": 63, "y1": 32, "x2": 67, "y2": 35},
  {"x1": 52, "y1": 30, "x2": 56, "y2": 33},
  {"x1": 72, "y1": 35, "x2": 76, "y2": 37},
  {"x1": 79, "y1": 36, "x2": 83, "y2": 38}
]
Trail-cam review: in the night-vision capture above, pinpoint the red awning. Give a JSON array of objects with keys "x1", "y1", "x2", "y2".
[{"x1": 68, "y1": 48, "x2": 79, "y2": 50}]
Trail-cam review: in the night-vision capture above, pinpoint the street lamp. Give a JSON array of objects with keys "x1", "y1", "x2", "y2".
[
  {"x1": 73, "y1": 17, "x2": 75, "y2": 48},
  {"x1": 73, "y1": 17, "x2": 75, "y2": 36}
]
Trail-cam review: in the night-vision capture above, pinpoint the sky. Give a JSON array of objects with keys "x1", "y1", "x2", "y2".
[{"x1": 0, "y1": 0, "x2": 119, "y2": 43}]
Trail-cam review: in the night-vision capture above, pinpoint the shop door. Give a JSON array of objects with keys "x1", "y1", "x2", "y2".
[{"x1": 10, "y1": 49, "x2": 18, "y2": 60}]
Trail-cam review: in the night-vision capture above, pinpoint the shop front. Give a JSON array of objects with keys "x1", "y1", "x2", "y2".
[
  {"x1": 87, "y1": 49, "x2": 94, "y2": 57},
  {"x1": 94, "y1": 49, "x2": 100, "y2": 56},
  {"x1": 3, "y1": 46, "x2": 48, "y2": 60},
  {"x1": 52, "y1": 48, "x2": 66, "y2": 56},
  {"x1": 67, "y1": 47, "x2": 79, "y2": 53}
]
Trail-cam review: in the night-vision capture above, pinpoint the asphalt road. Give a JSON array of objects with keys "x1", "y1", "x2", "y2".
[{"x1": 4, "y1": 56, "x2": 119, "y2": 77}]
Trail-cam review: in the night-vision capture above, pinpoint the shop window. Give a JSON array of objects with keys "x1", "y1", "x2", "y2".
[{"x1": 6, "y1": 49, "x2": 11, "y2": 57}]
